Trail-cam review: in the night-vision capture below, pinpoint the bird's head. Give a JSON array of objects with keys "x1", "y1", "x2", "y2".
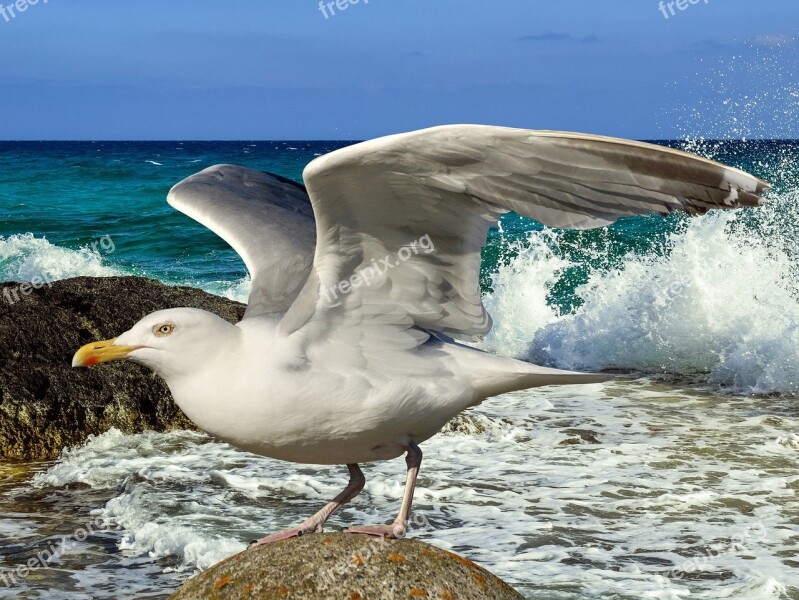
[{"x1": 72, "y1": 308, "x2": 238, "y2": 380}]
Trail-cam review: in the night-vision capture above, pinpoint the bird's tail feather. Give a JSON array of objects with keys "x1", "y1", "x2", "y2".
[{"x1": 442, "y1": 340, "x2": 611, "y2": 401}]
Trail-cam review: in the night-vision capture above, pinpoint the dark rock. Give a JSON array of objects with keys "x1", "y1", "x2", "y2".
[
  {"x1": 559, "y1": 428, "x2": 601, "y2": 445},
  {"x1": 441, "y1": 412, "x2": 508, "y2": 435},
  {"x1": 0, "y1": 276, "x2": 245, "y2": 460},
  {"x1": 169, "y1": 533, "x2": 524, "y2": 600}
]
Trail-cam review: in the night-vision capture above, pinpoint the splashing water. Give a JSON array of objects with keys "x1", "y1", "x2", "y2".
[
  {"x1": 0, "y1": 234, "x2": 124, "y2": 283},
  {"x1": 664, "y1": 38, "x2": 799, "y2": 142},
  {"x1": 482, "y1": 172, "x2": 799, "y2": 396}
]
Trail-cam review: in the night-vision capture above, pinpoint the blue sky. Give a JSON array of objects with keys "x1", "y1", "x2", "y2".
[{"x1": 0, "y1": 0, "x2": 796, "y2": 140}]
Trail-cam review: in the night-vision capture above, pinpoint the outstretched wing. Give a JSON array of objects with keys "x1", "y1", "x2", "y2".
[
  {"x1": 168, "y1": 165, "x2": 316, "y2": 318},
  {"x1": 281, "y1": 125, "x2": 769, "y2": 362}
]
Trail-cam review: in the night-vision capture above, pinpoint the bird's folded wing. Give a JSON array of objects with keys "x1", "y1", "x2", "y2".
[
  {"x1": 281, "y1": 125, "x2": 769, "y2": 361},
  {"x1": 168, "y1": 165, "x2": 317, "y2": 318}
]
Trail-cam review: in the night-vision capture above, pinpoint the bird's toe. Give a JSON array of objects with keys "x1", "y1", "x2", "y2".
[{"x1": 344, "y1": 522, "x2": 407, "y2": 539}]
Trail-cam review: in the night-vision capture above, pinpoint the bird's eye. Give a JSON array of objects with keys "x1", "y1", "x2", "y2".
[{"x1": 153, "y1": 323, "x2": 175, "y2": 337}]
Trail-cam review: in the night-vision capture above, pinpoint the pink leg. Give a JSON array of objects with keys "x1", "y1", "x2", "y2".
[
  {"x1": 345, "y1": 442, "x2": 422, "y2": 539},
  {"x1": 250, "y1": 463, "x2": 365, "y2": 548}
]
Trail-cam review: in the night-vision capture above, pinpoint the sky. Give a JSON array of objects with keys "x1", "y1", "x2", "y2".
[{"x1": 0, "y1": 0, "x2": 796, "y2": 140}]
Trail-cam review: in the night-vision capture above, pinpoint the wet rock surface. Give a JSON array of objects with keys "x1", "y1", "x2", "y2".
[
  {"x1": 169, "y1": 533, "x2": 524, "y2": 600},
  {"x1": 0, "y1": 276, "x2": 245, "y2": 460}
]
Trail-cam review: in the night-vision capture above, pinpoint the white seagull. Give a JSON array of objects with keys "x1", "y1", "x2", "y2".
[{"x1": 72, "y1": 125, "x2": 769, "y2": 545}]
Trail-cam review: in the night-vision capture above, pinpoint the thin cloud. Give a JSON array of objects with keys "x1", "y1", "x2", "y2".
[
  {"x1": 520, "y1": 32, "x2": 571, "y2": 42},
  {"x1": 520, "y1": 32, "x2": 599, "y2": 44},
  {"x1": 750, "y1": 34, "x2": 796, "y2": 48},
  {"x1": 690, "y1": 39, "x2": 729, "y2": 50}
]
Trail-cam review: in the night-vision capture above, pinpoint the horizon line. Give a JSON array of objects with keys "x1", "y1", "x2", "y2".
[{"x1": 1, "y1": 137, "x2": 798, "y2": 143}]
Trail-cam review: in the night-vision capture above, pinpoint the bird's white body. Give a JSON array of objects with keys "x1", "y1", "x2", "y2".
[
  {"x1": 158, "y1": 315, "x2": 595, "y2": 464},
  {"x1": 167, "y1": 321, "x2": 464, "y2": 464}
]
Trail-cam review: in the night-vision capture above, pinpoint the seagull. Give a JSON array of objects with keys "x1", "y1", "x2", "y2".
[{"x1": 72, "y1": 125, "x2": 769, "y2": 546}]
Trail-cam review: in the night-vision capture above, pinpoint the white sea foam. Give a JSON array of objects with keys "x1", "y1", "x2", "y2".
[
  {"x1": 481, "y1": 192, "x2": 799, "y2": 396},
  {"x1": 199, "y1": 276, "x2": 251, "y2": 304},
  {"x1": 0, "y1": 233, "x2": 125, "y2": 283}
]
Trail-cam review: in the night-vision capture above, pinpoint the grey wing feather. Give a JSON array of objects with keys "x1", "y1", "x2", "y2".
[
  {"x1": 167, "y1": 165, "x2": 316, "y2": 318},
  {"x1": 285, "y1": 125, "x2": 769, "y2": 347}
]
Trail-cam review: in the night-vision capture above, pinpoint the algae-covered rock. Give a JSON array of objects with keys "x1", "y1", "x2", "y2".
[
  {"x1": 169, "y1": 533, "x2": 524, "y2": 600},
  {"x1": 0, "y1": 276, "x2": 245, "y2": 460}
]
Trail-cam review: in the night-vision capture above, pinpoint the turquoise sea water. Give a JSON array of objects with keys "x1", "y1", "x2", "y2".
[
  {"x1": 0, "y1": 141, "x2": 345, "y2": 293},
  {"x1": 1, "y1": 139, "x2": 799, "y2": 598}
]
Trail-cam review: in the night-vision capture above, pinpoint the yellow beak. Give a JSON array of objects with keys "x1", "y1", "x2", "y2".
[{"x1": 72, "y1": 338, "x2": 141, "y2": 368}]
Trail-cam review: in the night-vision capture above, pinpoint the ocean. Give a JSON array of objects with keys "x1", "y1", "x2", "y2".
[{"x1": 1, "y1": 139, "x2": 798, "y2": 599}]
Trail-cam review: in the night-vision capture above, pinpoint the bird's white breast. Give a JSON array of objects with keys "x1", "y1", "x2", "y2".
[{"x1": 164, "y1": 320, "x2": 473, "y2": 465}]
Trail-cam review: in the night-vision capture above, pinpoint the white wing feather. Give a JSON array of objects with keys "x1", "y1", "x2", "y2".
[{"x1": 167, "y1": 165, "x2": 316, "y2": 318}]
